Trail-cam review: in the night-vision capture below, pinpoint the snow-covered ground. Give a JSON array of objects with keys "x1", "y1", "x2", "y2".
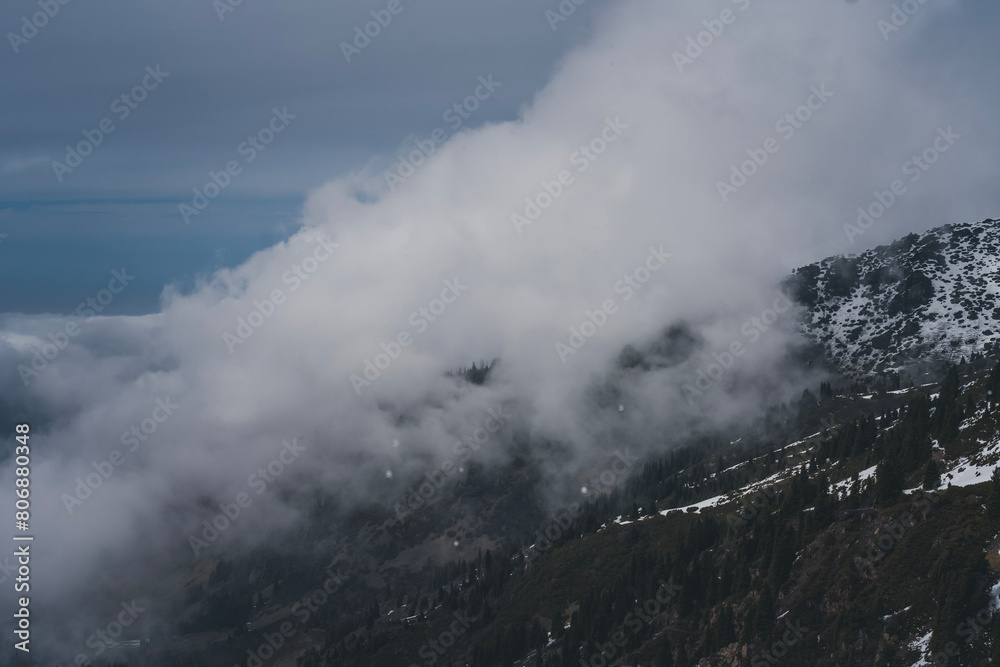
[
  {"x1": 935, "y1": 437, "x2": 1000, "y2": 490},
  {"x1": 832, "y1": 466, "x2": 878, "y2": 500},
  {"x1": 798, "y1": 219, "x2": 1000, "y2": 375},
  {"x1": 908, "y1": 630, "x2": 933, "y2": 667}
]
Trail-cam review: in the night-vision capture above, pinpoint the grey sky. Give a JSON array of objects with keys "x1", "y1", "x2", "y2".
[{"x1": 0, "y1": 0, "x2": 606, "y2": 312}]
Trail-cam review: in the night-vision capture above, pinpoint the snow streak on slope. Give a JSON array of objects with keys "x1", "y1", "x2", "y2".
[{"x1": 786, "y1": 219, "x2": 1000, "y2": 375}]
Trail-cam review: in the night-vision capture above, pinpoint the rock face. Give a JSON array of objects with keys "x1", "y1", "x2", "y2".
[{"x1": 785, "y1": 218, "x2": 1000, "y2": 376}]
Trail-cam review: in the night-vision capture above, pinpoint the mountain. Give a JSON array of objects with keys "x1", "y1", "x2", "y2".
[
  {"x1": 785, "y1": 218, "x2": 1000, "y2": 377},
  {"x1": 41, "y1": 219, "x2": 1000, "y2": 667}
]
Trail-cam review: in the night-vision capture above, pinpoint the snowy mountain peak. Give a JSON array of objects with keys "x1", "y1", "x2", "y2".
[{"x1": 785, "y1": 218, "x2": 1000, "y2": 376}]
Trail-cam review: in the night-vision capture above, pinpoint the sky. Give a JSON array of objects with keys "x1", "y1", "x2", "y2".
[
  {"x1": 0, "y1": 0, "x2": 606, "y2": 314},
  {"x1": 2, "y1": 1, "x2": 998, "y2": 315},
  {"x1": 2, "y1": 0, "x2": 1000, "y2": 660}
]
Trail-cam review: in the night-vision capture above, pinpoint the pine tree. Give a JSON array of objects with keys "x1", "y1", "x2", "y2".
[
  {"x1": 876, "y1": 459, "x2": 903, "y2": 505},
  {"x1": 931, "y1": 366, "x2": 962, "y2": 443},
  {"x1": 988, "y1": 361, "x2": 1000, "y2": 410},
  {"x1": 987, "y1": 467, "x2": 1000, "y2": 520},
  {"x1": 921, "y1": 459, "x2": 940, "y2": 490}
]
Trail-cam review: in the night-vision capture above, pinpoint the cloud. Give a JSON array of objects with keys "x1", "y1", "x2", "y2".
[
  {"x1": 2, "y1": 155, "x2": 49, "y2": 174},
  {"x1": 1, "y1": 0, "x2": 998, "y2": 657}
]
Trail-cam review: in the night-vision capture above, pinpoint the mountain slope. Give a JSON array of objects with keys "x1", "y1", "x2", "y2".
[
  {"x1": 43, "y1": 219, "x2": 1000, "y2": 667},
  {"x1": 786, "y1": 218, "x2": 1000, "y2": 376}
]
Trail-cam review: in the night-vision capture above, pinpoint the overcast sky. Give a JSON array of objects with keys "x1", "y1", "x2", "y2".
[
  {"x1": 0, "y1": 0, "x2": 607, "y2": 313},
  {"x1": 3, "y1": 1, "x2": 995, "y2": 315}
]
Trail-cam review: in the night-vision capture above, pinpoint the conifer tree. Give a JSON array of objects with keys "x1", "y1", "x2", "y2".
[
  {"x1": 921, "y1": 459, "x2": 940, "y2": 490},
  {"x1": 987, "y1": 467, "x2": 1000, "y2": 520},
  {"x1": 876, "y1": 458, "x2": 903, "y2": 505}
]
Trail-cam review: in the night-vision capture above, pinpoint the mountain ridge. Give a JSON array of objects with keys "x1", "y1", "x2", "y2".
[
  {"x1": 785, "y1": 217, "x2": 1000, "y2": 377},
  {"x1": 35, "y1": 218, "x2": 1000, "y2": 667}
]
